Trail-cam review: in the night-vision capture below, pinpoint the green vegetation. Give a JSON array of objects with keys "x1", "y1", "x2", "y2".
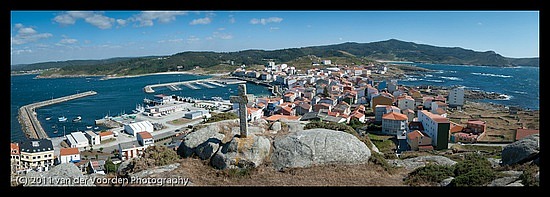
[
  {"x1": 304, "y1": 121, "x2": 356, "y2": 135},
  {"x1": 104, "y1": 158, "x2": 121, "y2": 175},
  {"x1": 367, "y1": 133, "x2": 396, "y2": 153},
  {"x1": 519, "y1": 163, "x2": 539, "y2": 187},
  {"x1": 404, "y1": 153, "x2": 499, "y2": 186},
  {"x1": 18, "y1": 39, "x2": 538, "y2": 77},
  {"x1": 205, "y1": 112, "x2": 238, "y2": 123},
  {"x1": 404, "y1": 164, "x2": 455, "y2": 186},
  {"x1": 131, "y1": 145, "x2": 180, "y2": 173}
]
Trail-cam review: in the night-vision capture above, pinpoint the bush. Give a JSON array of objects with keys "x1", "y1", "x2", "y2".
[
  {"x1": 369, "y1": 152, "x2": 396, "y2": 173},
  {"x1": 404, "y1": 164, "x2": 455, "y2": 186},
  {"x1": 520, "y1": 164, "x2": 539, "y2": 186},
  {"x1": 450, "y1": 168, "x2": 496, "y2": 186},
  {"x1": 304, "y1": 121, "x2": 356, "y2": 136},
  {"x1": 453, "y1": 153, "x2": 492, "y2": 176}
]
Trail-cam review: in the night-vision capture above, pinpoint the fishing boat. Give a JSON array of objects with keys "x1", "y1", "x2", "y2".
[
  {"x1": 45, "y1": 117, "x2": 52, "y2": 121},
  {"x1": 86, "y1": 125, "x2": 93, "y2": 129},
  {"x1": 58, "y1": 116, "x2": 68, "y2": 122},
  {"x1": 93, "y1": 126, "x2": 99, "y2": 130},
  {"x1": 73, "y1": 116, "x2": 82, "y2": 122},
  {"x1": 53, "y1": 130, "x2": 58, "y2": 134}
]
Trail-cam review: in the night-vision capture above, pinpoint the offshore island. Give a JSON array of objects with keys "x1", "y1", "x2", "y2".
[{"x1": 11, "y1": 39, "x2": 539, "y2": 187}]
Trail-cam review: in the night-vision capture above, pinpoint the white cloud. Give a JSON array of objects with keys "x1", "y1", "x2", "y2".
[
  {"x1": 11, "y1": 24, "x2": 52, "y2": 45},
  {"x1": 53, "y1": 11, "x2": 117, "y2": 29},
  {"x1": 269, "y1": 27, "x2": 280, "y2": 31},
  {"x1": 250, "y1": 17, "x2": 283, "y2": 25},
  {"x1": 116, "y1": 19, "x2": 127, "y2": 26},
  {"x1": 190, "y1": 17, "x2": 212, "y2": 25},
  {"x1": 11, "y1": 49, "x2": 33, "y2": 55},
  {"x1": 212, "y1": 32, "x2": 233, "y2": 40},
  {"x1": 131, "y1": 11, "x2": 188, "y2": 27},
  {"x1": 187, "y1": 36, "x2": 200, "y2": 42},
  {"x1": 218, "y1": 27, "x2": 225, "y2": 31},
  {"x1": 60, "y1": 38, "x2": 78, "y2": 44},
  {"x1": 158, "y1": 38, "x2": 184, "y2": 43},
  {"x1": 228, "y1": 15, "x2": 235, "y2": 24},
  {"x1": 85, "y1": 14, "x2": 115, "y2": 29}
]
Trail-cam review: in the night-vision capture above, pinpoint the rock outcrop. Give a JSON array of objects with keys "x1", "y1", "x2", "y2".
[
  {"x1": 177, "y1": 123, "x2": 225, "y2": 158},
  {"x1": 22, "y1": 163, "x2": 97, "y2": 186},
  {"x1": 502, "y1": 134, "x2": 539, "y2": 165},
  {"x1": 389, "y1": 156, "x2": 457, "y2": 171},
  {"x1": 271, "y1": 129, "x2": 371, "y2": 171},
  {"x1": 211, "y1": 133, "x2": 271, "y2": 169}
]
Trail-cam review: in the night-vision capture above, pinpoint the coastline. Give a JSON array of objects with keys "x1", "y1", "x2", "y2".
[{"x1": 32, "y1": 71, "x2": 232, "y2": 80}]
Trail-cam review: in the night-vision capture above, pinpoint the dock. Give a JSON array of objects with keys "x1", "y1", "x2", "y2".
[
  {"x1": 18, "y1": 91, "x2": 98, "y2": 139},
  {"x1": 195, "y1": 82, "x2": 214, "y2": 89},
  {"x1": 143, "y1": 79, "x2": 245, "y2": 93}
]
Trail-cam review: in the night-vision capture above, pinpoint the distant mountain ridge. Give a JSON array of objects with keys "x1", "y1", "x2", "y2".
[{"x1": 12, "y1": 39, "x2": 538, "y2": 76}]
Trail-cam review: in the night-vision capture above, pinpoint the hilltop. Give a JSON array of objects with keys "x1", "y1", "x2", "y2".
[{"x1": 12, "y1": 39, "x2": 539, "y2": 78}]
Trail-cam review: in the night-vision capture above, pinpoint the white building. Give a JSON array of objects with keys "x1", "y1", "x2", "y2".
[
  {"x1": 247, "y1": 107, "x2": 263, "y2": 122},
  {"x1": 66, "y1": 132, "x2": 89, "y2": 148},
  {"x1": 417, "y1": 110, "x2": 450, "y2": 150},
  {"x1": 124, "y1": 121, "x2": 154, "y2": 136},
  {"x1": 58, "y1": 147, "x2": 80, "y2": 164},
  {"x1": 397, "y1": 95, "x2": 415, "y2": 111},
  {"x1": 448, "y1": 86, "x2": 465, "y2": 107},
  {"x1": 19, "y1": 139, "x2": 55, "y2": 172},
  {"x1": 184, "y1": 110, "x2": 211, "y2": 120},
  {"x1": 381, "y1": 112, "x2": 408, "y2": 136},
  {"x1": 137, "y1": 131, "x2": 155, "y2": 148},
  {"x1": 118, "y1": 141, "x2": 146, "y2": 161},
  {"x1": 322, "y1": 60, "x2": 331, "y2": 65},
  {"x1": 85, "y1": 130, "x2": 100, "y2": 146}
]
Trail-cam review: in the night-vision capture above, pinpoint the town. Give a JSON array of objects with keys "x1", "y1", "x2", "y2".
[{"x1": 11, "y1": 59, "x2": 539, "y2": 186}]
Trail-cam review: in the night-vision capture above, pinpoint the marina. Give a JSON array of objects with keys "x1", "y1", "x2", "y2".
[
  {"x1": 17, "y1": 90, "x2": 97, "y2": 139},
  {"x1": 143, "y1": 79, "x2": 246, "y2": 93}
]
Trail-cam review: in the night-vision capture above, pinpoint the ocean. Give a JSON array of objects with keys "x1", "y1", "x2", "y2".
[
  {"x1": 396, "y1": 63, "x2": 539, "y2": 110},
  {"x1": 10, "y1": 74, "x2": 272, "y2": 142}
]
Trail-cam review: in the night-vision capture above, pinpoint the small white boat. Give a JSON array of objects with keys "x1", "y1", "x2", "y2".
[
  {"x1": 73, "y1": 116, "x2": 82, "y2": 122},
  {"x1": 45, "y1": 117, "x2": 52, "y2": 121},
  {"x1": 86, "y1": 125, "x2": 93, "y2": 129},
  {"x1": 58, "y1": 116, "x2": 68, "y2": 122},
  {"x1": 93, "y1": 126, "x2": 99, "y2": 130}
]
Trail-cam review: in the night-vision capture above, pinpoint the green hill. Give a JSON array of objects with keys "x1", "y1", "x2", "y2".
[{"x1": 14, "y1": 39, "x2": 538, "y2": 77}]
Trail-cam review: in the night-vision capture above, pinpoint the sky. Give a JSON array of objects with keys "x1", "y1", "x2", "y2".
[{"x1": 10, "y1": 11, "x2": 539, "y2": 65}]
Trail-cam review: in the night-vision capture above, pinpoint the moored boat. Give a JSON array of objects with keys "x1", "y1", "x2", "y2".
[
  {"x1": 58, "y1": 116, "x2": 67, "y2": 122},
  {"x1": 73, "y1": 116, "x2": 82, "y2": 122}
]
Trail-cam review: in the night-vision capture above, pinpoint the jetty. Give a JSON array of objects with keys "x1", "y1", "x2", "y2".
[
  {"x1": 18, "y1": 91, "x2": 97, "y2": 139},
  {"x1": 143, "y1": 79, "x2": 245, "y2": 93}
]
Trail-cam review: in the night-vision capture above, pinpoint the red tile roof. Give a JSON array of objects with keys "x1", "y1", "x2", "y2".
[
  {"x1": 450, "y1": 122, "x2": 464, "y2": 133},
  {"x1": 515, "y1": 129, "x2": 539, "y2": 141},
  {"x1": 60, "y1": 147, "x2": 80, "y2": 156},
  {"x1": 382, "y1": 112, "x2": 408, "y2": 121},
  {"x1": 418, "y1": 145, "x2": 434, "y2": 150},
  {"x1": 99, "y1": 131, "x2": 114, "y2": 137},
  {"x1": 407, "y1": 130, "x2": 424, "y2": 139},
  {"x1": 420, "y1": 110, "x2": 449, "y2": 123},
  {"x1": 11, "y1": 143, "x2": 19, "y2": 155},
  {"x1": 137, "y1": 131, "x2": 153, "y2": 139},
  {"x1": 467, "y1": 120, "x2": 486, "y2": 125},
  {"x1": 264, "y1": 115, "x2": 300, "y2": 121}
]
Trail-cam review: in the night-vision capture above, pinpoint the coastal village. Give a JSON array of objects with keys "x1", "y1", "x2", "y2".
[{"x1": 11, "y1": 59, "x2": 539, "y2": 186}]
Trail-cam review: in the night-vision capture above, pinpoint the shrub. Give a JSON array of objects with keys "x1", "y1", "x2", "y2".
[
  {"x1": 205, "y1": 112, "x2": 238, "y2": 123},
  {"x1": 453, "y1": 153, "x2": 492, "y2": 176},
  {"x1": 304, "y1": 121, "x2": 356, "y2": 135},
  {"x1": 450, "y1": 168, "x2": 496, "y2": 186},
  {"x1": 520, "y1": 164, "x2": 539, "y2": 186},
  {"x1": 404, "y1": 164, "x2": 455, "y2": 186}
]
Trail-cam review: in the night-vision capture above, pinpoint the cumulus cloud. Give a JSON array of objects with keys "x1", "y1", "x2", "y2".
[
  {"x1": 117, "y1": 19, "x2": 127, "y2": 26},
  {"x1": 212, "y1": 32, "x2": 233, "y2": 40},
  {"x1": 250, "y1": 17, "x2": 283, "y2": 25},
  {"x1": 190, "y1": 17, "x2": 212, "y2": 25},
  {"x1": 53, "y1": 11, "x2": 117, "y2": 29},
  {"x1": 11, "y1": 24, "x2": 52, "y2": 45},
  {"x1": 131, "y1": 11, "x2": 188, "y2": 27}
]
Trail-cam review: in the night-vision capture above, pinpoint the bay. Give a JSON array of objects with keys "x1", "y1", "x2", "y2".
[
  {"x1": 397, "y1": 63, "x2": 539, "y2": 110},
  {"x1": 10, "y1": 74, "x2": 272, "y2": 142}
]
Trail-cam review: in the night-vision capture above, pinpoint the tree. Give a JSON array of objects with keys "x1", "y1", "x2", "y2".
[
  {"x1": 99, "y1": 147, "x2": 104, "y2": 153},
  {"x1": 95, "y1": 154, "x2": 99, "y2": 160}
]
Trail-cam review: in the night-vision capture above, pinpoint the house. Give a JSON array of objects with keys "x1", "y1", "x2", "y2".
[
  {"x1": 66, "y1": 132, "x2": 89, "y2": 148},
  {"x1": 313, "y1": 103, "x2": 332, "y2": 112},
  {"x1": 99, "y1": 131, "x2": 115, "y2": 142},
  {"x1": 402, "y1": 108, "x2": 416, "y2": 122},
  {"x1": 279, "y1": 105, "x2": 295, "y2": 116},
  {"x1": 417, "y1": 110, "x2": 450, "y2": 150},
  {"x1": 85, "y1": 130, "x2": 100, "y2": 146},
  {"x1": 11, "y1": 143, "x2": 21, "y2": 174},
  {"x1": 422, "y1": 96, "x2": 434, "y2": 110},
  {"x1": 515, "y1": 129, "x2": 539, "y2": 141},
  {"x1": 374, "y1": 105, "x2": 400, "y2": 123},
  {"x1": 295, "y1": 102, "x2": 312, "y2": 115},
  {"x1": 58, "y1": 147, "x2": 81, "y2": 164},
  {"x1": 466, "y1": 120, "x2": 486, "y2": 134},
  {"x1": 387, "y1": 79, "x2": 398, "y2": 93},
  {"x1": 259, "y1": 73, "x2": 272, "y2": 81},
  {"x1": 247, "y1": 107, "x2": 263, "y2": 122},
  {"x1": 448, "y1": 86, "x2": 465, "y2": 107},
  {"x1": 137, "y1": 131, "x2": 155, "y2": 148},
  {"x1": 283, "y1": 92, "x2": 297, "y2": 102},
  {"x1": 430, "y1": 101, "x2": 448, "y2": 115},
  {"x1": 124, "y1": 120, "x2": 154, "y2": 136},
  {"x1": 452, "y1": 132, "x2": 478, "y2": 143},
  {"x1": 350, "y1": 111, "x2": 366, "y2": 123},
  {"x1": 19, "y1": 139, "x2": 55, "y2": 172},
  {"x1": 397, "y1": 95, "x2": 415, "y2": 111},
  {"x1": 118, "y1": 141, "x2": 146, "y2": 161},
  {"x1": 381, "y1": 112, "x2": 408, "y2": 136},
  {"x1": 407, "y1": 130, "x2": 433, "y2": 151},
  {"x1": 371, "y1": 93, "x2": 393, "y2": 113},
  {"x1": 88, "y1": 160, "x2": 106, "y2": 174},
  {"x1": 332, "y1": 102, "x2": 351, "y2": 116},
  {"x1": 449, "y1": 121, "x2": 465, "y2": 134}
]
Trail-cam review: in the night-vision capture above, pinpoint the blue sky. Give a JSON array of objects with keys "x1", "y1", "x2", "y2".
[{"x1": 11, "y1": 11, "x2": 539, "y2": 65}]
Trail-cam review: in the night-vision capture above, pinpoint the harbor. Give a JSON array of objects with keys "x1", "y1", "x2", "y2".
[
  {"x1": 143, "y1": 79, "x2": 246, "y2": 93},
  {"x1": 18, "y1": 91, "x2": 97, "y2": 139}
]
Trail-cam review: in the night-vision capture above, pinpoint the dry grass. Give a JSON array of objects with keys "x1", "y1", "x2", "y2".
[{"x1": 173, "y1": 157, "x2": 408, "y2": 186}]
